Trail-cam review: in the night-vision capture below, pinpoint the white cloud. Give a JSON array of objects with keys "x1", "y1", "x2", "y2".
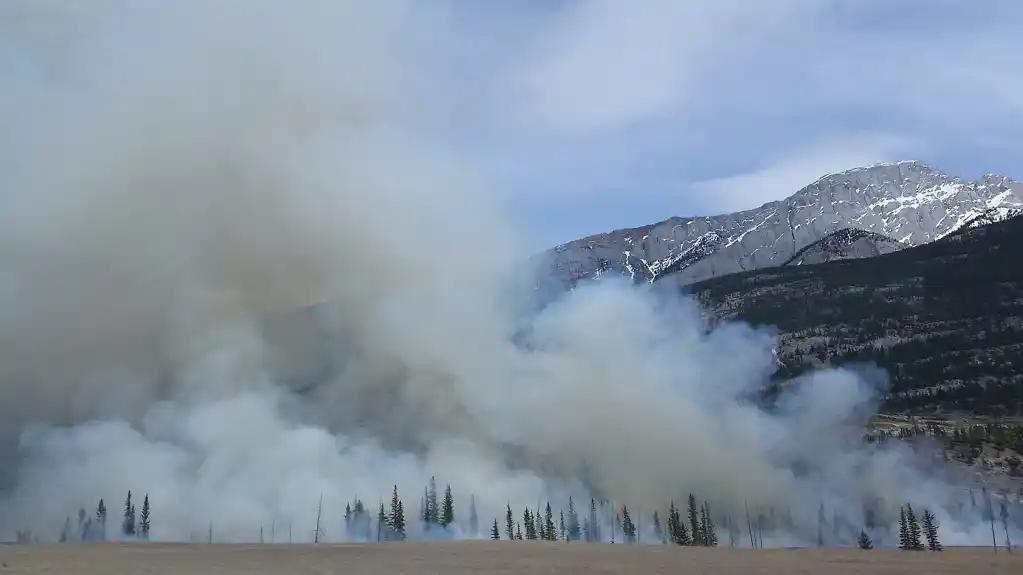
[
  {"x1": 503, "y1": 0, "x2": 816, "y2": 137},
  {"x1": 690, "y1": 134, "x2": 921, "y2": 213}
]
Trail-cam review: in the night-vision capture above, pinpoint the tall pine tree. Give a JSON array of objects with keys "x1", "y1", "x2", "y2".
[
  {"x1": 139, "y1": 494, "x2": 151, "y2": 539},
  {"x1": 490, "y1": 518, "x2": 500, "y2": 540},
  {"x1": 96, "y1": 499, "x2": 108, "y2": 541},
  {"x1": 543, "y1": 503, "x2": 557, "y2": 541},
  {"x1": 898, "y1": 506, "x2": 910, "y2": 550},
  {"x1": 621, "y1": 506, "x2": 636, "y2": 544},
  {"x1": 905, "y1": 504, "x2": 923, "y2": 551},
  {"x1": 687, "y1": 494, "x2": 702, "y2": 546},
  {"x1": 440, "y1": 485, "x2": 455, "y2": 528},
  {"x1": 505, "y1": 504, "x2": 514, "y2": 540},
  {"x1": 701, "y1": 502, "x2": 718, "y2": 546},
  {"x1": 566, "y1": 497, "x2": 581, "y2": 541},
  {"x1": 389, "y1": 485, "x2": 406, "y2": 540},
  {"x1": 921, "y1": 509, "x2": 942, "y2": 551},
  {"x1": 122, "y1": 491, "x2": 135, "y2": 537},
  {"x1": 668, "y1": 501, "x2": 691, "y2": 546}
]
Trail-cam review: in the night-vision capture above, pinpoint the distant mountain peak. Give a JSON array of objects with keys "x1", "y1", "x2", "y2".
[{"x1": 542, "y1": 162, "x2": 1023, "y2": 288}]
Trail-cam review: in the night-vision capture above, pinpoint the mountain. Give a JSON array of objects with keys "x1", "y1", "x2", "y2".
[
  {"x1": 688, "y1": 212, "x2": 1023, "y2": 416},
  {"x1": 543, "y1": 161, "x2": 1023, "y2": 288},
  {"x1": 783, "y1": 228, "x2": 903, "y2": 266}
]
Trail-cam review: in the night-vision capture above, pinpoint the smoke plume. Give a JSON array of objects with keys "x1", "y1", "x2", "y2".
[{"x1": 0, "y1": 0, "x2": 1017, "y2": 547}]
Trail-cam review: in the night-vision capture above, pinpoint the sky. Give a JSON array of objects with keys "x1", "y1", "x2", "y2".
[
  {"x1": 3, "y1": 0, "x2": 1022, "y2": 249},
  {"x1": 407, "y1": 0, "x2": 1023, "y2": 247}
]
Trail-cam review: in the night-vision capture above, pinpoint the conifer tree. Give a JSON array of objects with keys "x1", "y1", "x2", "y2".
[
  {"x1": 505, "y1": 504, "x2": 514, "y2": 540},
  {"x1": 425, "y1": 477, "x2": 438, "y2": 529},
  {"x1": 81, "y1": 517, "x2": 94, "y2": 542},
  {"x1": 566, "y1": 497, "x2": 581, "y2": 541},
  {"x1": 59, "y1": 517, "x2": 71, "y2": 542},
  {"x1": 621, "y1": 506, "x2": 636, "y2": 543},
  {"x1": 96, "y1": 499, "x2": 108, "y2": 541},
  {"x1": 921, "y1": 509, "x2": 942, "y2": 551},
  {"x1": 469, "y1": 494, "x2": 479, "y2": 534},
  {"x1": 389, "y1": 485, "x2": 406, "y2": 539},
  {"x1": 653, "y1": 511, "x2": 664, "y2": 543},
  {"x1": 77, "y1": 508, "x2": 86, "y2": 540},
  {"x1": 440, "y1": 485, "x2": 455, "y2": 528},
  {"x1": 523, "y1": 508, "x2": 537, "y2": 540},
  {"x1": 515, "y1": 523, "x2": 523, "y2": 540},
  {"x1": 898, "y1": 506, "x2": 910, "y2": 550},
  {"x1": 701, "y1": 502, "x2": 718, "y2": 546},
  {"x1": 353, "y1": 499, "x2": 368, "y2": 540},
  {"x1": 905, "y1": 504, "x2": 923, "y2": 550},
  {"x1": 559, "y1": 510, "x2": 566, "y2": 541},
  {"x1": 378, "y1": 503, "x2": 387, "y2": 541},
  {"x1": 667, "y1": 501, "x2": 691, "y2": 546},
  {"x1": 139, "y1": 494, "x2": 151, "y2": 539},
  {"x1": 687, "y1": 494, "x2": 702, "y2": 546},
  {"x1": 587, "y1": 498, "x2": 600, "y2": 542},
  {"x1": 857, "y1": 530, "x2": 873, "y2": 549},
  {"x1": 345, "y1": 503, "x2": 353, "y2": 536},
  {"x1": 122, "y1": 491, "x2": 135, "y2": 536},
  {"x1": 544, "y1": 503, "x2": 557, "y2": 541},
  {"x1": 490, "y1": 519, "x2": 500, "y2": 540}
]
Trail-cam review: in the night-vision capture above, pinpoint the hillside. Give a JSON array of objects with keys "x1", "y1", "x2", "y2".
[
  {"x1": 542, "y1": 161, "x2": 1023, "y2": 288},
  {"x1": 688, "y1": 214, "x2": 1023, "y2": 415}
]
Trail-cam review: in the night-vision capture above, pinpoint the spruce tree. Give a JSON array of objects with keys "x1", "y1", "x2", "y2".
[
  {"x1": 490, "y1": 518, "x2": 500, "y2": 540},
  {"x1": 427, "y1": 477, "x2": 438, "y2": 523},
  {"x1": 898, "y1": 506, "x2": 910, "y2": 550},
  {"x1": 653, "y1": 511, "x2": 664, "y2": 543},
  {"x1": 523, "y1": 508, "x2": 537, "y2": 540},
  {"x1": 389, "y1": 485, "x2": 406, "y2": 540},
  {"x1": 544, "y1": 503, "x2": 557, "y2": 541},
  {"x1": 505, "y1": 504, "x2": 514, "y2": 540},
  {"x1": 905, "y1": 504, "x2": 923, "y2": 550},
  {"x1": 440, "y1": 485, "x2": 455, "y2": 528},
  {"x1": 921, "y1": 509, "x2": 942, "y2": 551},
  {"x1": 621, "y1": 506, "x2": 636, "y2": 543},
  {"x1": 559, "y1": 510, "x2": 566, "y2": 541},
  {"x1": 345, "y1": 503, "x2": 353, "y2": 536},
  {"x1": 668, "y1": 501, "x2": 691, "y2": 546},
  {"x1": 857, "y1": 530, "x2": 873, "y2": 549},
  {"x1": 566, "y1": 497, "x2": 581, "y2": 541},
  {"x1": 59, "y1": 517, "x2": 71, "y2": 543},
  {"x1": 469, "y1": 494, "x2": 479, "y2": 534},
  {"x1": 77, "y1": 508, "x2": 86, "y2": 540},
  {"x1": 588, "y1": 498, "x2": 600, "y2": 542},
  {"x1": 378, "y1": 502, "x2": 387, "y2": 541},
  {"x1": 687, "y1": 494, "x2": 702, "y2": 546},
  {"x1": 515, "y1": 522, "x2": 523, "y2": 540},
  {"x1": 96, "y1": 499, "x2": 108, "y2": 541},
  {"x1": 701, "y1": 502, "x2": 718, "y2": 546},
  {"x1": 122, "y1": 491, "x2": 136, "y2": 537},
  {"x1": 140, "y1": 494, "x2": 151, "y2": 539}
]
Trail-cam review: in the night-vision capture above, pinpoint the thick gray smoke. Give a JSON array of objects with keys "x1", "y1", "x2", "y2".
[{"x1": 0, "y1": 0, "x2": 1017, "y2": 547}]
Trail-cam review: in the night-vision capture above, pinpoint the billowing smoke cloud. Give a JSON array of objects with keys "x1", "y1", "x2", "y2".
[{"x1": 0, "y1": 0, "x2": 1017, "y2": 546}]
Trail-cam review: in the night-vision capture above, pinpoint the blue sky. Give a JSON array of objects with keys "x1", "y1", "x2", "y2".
[{"x1": 405, "y1": 0, "x2": 1023, "y2": 247}]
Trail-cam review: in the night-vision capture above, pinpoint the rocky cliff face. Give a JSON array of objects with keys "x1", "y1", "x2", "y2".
[{"x1": 542, "y1": 161, "x2": 1023, "y2": 288}]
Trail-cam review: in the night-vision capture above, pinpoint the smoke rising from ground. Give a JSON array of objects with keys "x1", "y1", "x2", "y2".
[{"x1": 0, "y1": 0, "x2": 1017, "y2": 546}]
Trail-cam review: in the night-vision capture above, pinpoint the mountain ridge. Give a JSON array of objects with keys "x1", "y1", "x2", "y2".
[{"x1": 542, "y1": 161, "x2": 1023, "y2": 288}]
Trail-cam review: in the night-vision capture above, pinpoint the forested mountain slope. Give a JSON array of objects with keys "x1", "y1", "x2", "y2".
[{"x1": 688, "y1": 214, "x2": 1023, "y2": 415}]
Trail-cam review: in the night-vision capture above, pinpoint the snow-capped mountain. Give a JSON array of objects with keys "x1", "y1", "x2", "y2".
[{"x1": 542, "y1": 161, "x2": 1023, "y2": 287}]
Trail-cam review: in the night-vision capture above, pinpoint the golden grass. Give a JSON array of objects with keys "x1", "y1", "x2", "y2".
[{"x1": 2, "y1": 541, "x2": 1022, "y2": 575}]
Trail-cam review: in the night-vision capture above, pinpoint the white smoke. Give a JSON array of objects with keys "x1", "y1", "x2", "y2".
[{"x1": 0, "y1": 0, "x2": 1017, "y2": 546}]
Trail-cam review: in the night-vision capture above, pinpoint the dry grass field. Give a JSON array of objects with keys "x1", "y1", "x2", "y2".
[{"x1": 1, "y1": 542, "x2": 1022, "y2": 575}]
